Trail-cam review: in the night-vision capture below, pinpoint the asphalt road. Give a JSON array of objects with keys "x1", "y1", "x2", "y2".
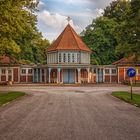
[{"x1": 0, "y1": 85, "x2": 140, "y2": 140}]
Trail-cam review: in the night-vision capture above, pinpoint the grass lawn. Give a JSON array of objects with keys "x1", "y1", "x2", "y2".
[
  {"x1": 0, "y1": 92, "x2": 25, "y2": 106},
  {"x1": 132, "y1": 83, "x2": 140, "y2": 87},
  {"x1": 112, "y1": 91, "x2": 140, "y2": 107}
]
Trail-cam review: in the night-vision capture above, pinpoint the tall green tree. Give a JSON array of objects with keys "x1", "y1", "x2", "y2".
[
  {"x1": 0, "y1": 0, "x2": 50, "y2": 64},
  {"x1": 104, "y1": 0, "x2": 140, "y2": 60},
  {"x1": 0, "y1": 0, "x2": 38, "y2": 56},
  {"x1": 81, "y1": 17, "x2": 119, "y2": 65}
]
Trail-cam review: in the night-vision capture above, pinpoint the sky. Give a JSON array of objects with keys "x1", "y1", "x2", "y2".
[{"x1": 36, "y1": 0, "x2": 114, "y2": 41}]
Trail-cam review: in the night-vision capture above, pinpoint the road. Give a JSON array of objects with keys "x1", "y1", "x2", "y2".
[{"x1": 0, "y1": 85, "x2": 140, "y2": 140}]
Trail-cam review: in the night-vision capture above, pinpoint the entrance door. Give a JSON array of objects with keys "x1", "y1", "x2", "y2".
[
  {"x1": 63, "y1": 69, "x2": 75, "y2": 84},
  {"x1": 69, "y1": 69, "x2": 75, "y2": 83},
  {"x1": 97, "y1": 69, "x2": 103, "y2": 83}
]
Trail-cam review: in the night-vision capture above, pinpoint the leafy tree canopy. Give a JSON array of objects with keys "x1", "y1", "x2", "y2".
[
  {"x1": 0, "y1": 0, "x2": 50, "y2": 64},
  {"x1": 82, "y1": 0, "x2": 140, "y2": 64},
  {"x1": 104, "y1": 0, "x2": 140, "y2": 60},
  {"x1": 81, "y1": 17, "x2": 119, "y2": 65}
]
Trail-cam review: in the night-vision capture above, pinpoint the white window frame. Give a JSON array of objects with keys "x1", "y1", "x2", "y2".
[
  {"x1": 1, "y1": 69, "x2": 6, "y2": 75},
  {"x1": 21, "y1": 69, "x2": 26, "y2": 75},
  {"x1": 111, "y1": 69, "x2": 117, "y2": 75},
  {"x1": 105, "y1": 69, "x2": 110, "y2": 75},
  {"x1": 28, "y1": 69, "x2": 33, "y2": 75}
]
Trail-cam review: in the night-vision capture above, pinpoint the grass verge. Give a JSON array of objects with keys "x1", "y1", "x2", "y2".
[
  {"x1": 0, "y1": 92, "x2": 25, "y2": 106},
  {"x1": 132, "y1": 83, "x2": 140, "y2": 87},
  {"x1": 112, "y1": 91, "x2": 140, "y2": 107}
]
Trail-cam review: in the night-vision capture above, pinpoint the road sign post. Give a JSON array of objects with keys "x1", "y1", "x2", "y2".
[
  {"x1": 130, "y1": 78, "x2": 133, "y2": 100},
  {"x1": 127, "y1": 68, "x2": 136, "y2": 100}
]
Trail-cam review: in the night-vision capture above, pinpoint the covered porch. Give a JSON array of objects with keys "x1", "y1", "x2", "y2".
[{"x1": 33, "y1": 65, "x2": 91, "y2": 84}]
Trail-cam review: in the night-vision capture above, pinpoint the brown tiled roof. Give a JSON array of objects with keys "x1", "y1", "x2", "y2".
[
  {"x1": 47, "y1": 24, "x2": 91, "y2": 52},
  {"x1": 113, "y1": 56, "x2": 140, "y2": 66},
  {"x1": 0, "y1": 56, "x2": 18, "y2": 65}
]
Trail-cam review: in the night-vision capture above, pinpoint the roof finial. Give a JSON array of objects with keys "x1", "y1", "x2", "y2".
[{"x1": 67, "y1": 16, "x2": 71, "y2": 24}]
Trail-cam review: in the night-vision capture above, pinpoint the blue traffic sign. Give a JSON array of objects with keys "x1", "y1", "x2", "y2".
[{"x1": 127, "y1": 68, "x2": 136, "y2": 77}]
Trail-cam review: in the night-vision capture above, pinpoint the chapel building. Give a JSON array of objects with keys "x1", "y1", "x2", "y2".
[
  {"x1": 45, "y1": 24, "x2": 91, "y2": 84},
  {"x1": 0, "y1": 24, "x2": 140, "y2": 85}
]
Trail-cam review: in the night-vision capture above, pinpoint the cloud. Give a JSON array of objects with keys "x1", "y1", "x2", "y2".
[
  {"x1": 38, "y1": 10, "x2": 81, "y2": 30},
  {"x1": 91, "y1": 0, "x2": 115, "y2": 8},
  {"x1": 37, "y1": 0, "x2": 114, "y2": 41},
  {"x1": 47, "y1": 0, "x2": 91, "y2": 5}
]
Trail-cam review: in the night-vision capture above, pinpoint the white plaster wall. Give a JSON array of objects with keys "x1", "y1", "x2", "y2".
[
  {"x1": 47, "y1": 52, "x2": 58, "y2": 64},
  {"x1": 47, "y1": 51, "x2": 90, "y2": 64},
  {"x1": 81, "y1": 52, "x2": 90, "y2": 64}
]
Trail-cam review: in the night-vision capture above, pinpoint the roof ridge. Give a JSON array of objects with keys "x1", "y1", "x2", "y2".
[
  {"x1": 48, "y1": 26, "x2": 67, "y2": 51},
  {"x1": 70, "y1": 25, "x2": 91, "y2": 52},
  {"x1": 56, "y1": 25, "x2": 68, "y2": 50}
]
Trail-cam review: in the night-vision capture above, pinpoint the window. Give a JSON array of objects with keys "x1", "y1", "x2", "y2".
[
  {"x1": 77, "y1": 53, "x2": 80, "y2": 63},
  {"x1": 68, "y1": 53, "x2": 70, "y2": 63},
  {"x1": 8, "y1": 69, "x2": 11, "y2": 74},
  {"x1": 21, "y1": 69, "x2": 26, "y2": 74},
  {"x1": 59, "y1": 53, "x2": 61, "y2": 63},
  {"x1": 28, "y1": 69, "x2": 32, "y2": 74},
  {"x1": 112, "y1": 69, "x2": 117, "y2": 74},
  {"x1": 105, "y1": 69, "x2": 110, "y2": 74},
  {"x1": 72, "y1": 53, "x2": 75, "y2": 63},
  {"x1": 63, "y1": 53, "x2": 66, "y2": 62},
  {"x1": 2, "y1": 69, "x2": 6, "y2": 74}
]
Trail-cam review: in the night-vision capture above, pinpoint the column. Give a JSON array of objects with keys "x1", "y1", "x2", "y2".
[
  {"x1": 124, "y1": 68, "x2": 126, "y2": 81},
  {"x1": 96, "y1": 68, "x2": 98, "y2": 83},
  {"x1": 103, "y1": 68, "x2": 105, "y2": 83},
  {"x1": 18, "y1": 67, "x2": 20, "y2": 83},
  {"x1": 118, "y1": 68, "x2": 120, "y2": 83},
  {"x1": 57, "y1": 68, "x2": 61, "y2": 83},
  {"x1": 36, "y1": 69, "x2": 38, "y2": 83},
  {"x1": 110, "y1": 68, "x2": 112, "y2": 83},
  {"x1": 44, "y1": 68, "x2": 47, "y2": 83},
  {"x1": 98, "y1": 68, "x2": 100, "y2": 83},
  {"x1": 86, "y1": 68, "x2": 90, "y2": 83},
  {"x1": 40, "y1": 69, "x2": 42, "y2": 83},
  {"x1": 11, "y1": 69, "x2": 13, "y2": 81},
  {"x1": 33, "y1": 69, "x2": 35, "y2": 82},
  {"x1": 48, "y1": 68, "x2": 51, "y2": 83},
  {"x1": 5, "y1": 69, "x2": 8, "y2": 81},
  {"x1": 77, "y1": 68, "x2": 81, "y2": 83}
]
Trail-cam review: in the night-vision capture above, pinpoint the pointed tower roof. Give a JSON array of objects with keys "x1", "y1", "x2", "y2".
[{"x1": 47, "y1": 24, "x2": 91, "y2": 52}]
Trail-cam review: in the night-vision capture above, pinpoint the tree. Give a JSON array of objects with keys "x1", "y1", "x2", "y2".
[
  {"x1": 0, "y1": 0, "x2": 50, "y2": 64},
  {"x1": 0, "y1": 0, "x2": 38, "y2": 55},
  {"x1": 104, "y1": 0, "x2": 140, "y2": 60},
  {"x1": 81, "y1": 17, "x2": 119, "y2": 65}
]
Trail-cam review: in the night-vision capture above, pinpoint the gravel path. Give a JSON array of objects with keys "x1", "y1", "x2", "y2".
[{"x1": 0, "y1": 85, "x2": 140, "y2": 140}]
